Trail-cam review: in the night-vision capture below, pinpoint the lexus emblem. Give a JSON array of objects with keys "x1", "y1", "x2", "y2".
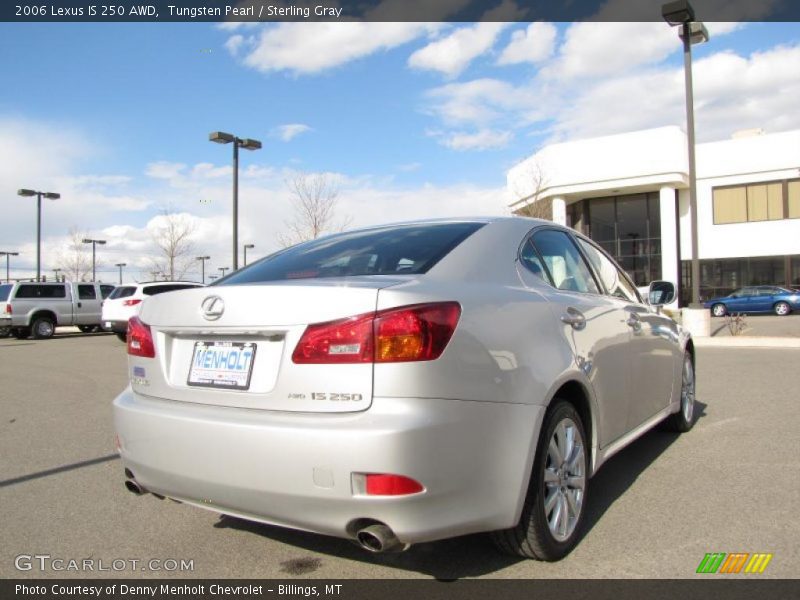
[{"x1": 201, "y1": 295, "x2": 225, "y2": 320}]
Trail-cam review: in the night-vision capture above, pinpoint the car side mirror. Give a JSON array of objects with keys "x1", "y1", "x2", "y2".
[{"x1": 648, "y1": 280, "x2": 676, "y2": 307}]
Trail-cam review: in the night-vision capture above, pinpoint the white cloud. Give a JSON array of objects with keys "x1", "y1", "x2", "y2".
[
  {"x1": 408, "y1": 22, "x2": 509, "y2": 77},
  {"x1": 425, "y1": 78, "x2": 525, "y2": 126},
  {"x1": 238, "y1": 22, "x2": 438, "y2": 75},
  {"x1": 224, "y1": 34, "x2": 245, "y2": 56},
  {"x1": 273, "y1": 123, "x2": 313, "y2": 142},
  {"x1": 497, "y1": 22, "x2": 557, "y2": 66},
  {"x1": 145, "y1": 161, "x2": 186, "y2": 180},
  {"x1": 436, "y1": 129, "x2": 514, "y2": 151}
]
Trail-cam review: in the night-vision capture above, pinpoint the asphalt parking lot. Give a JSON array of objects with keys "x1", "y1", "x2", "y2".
[{"x1": 1, "y1": 331, "x2": 798, "y2": 579}]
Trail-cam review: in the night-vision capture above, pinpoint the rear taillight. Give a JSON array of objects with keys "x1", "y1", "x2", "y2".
[
  {"x1": 292, "y1": 302, "x2": 460, "y2": 364},
  {"x1": 127, "y1": 316, "x2": 155, "y2": 358},
  {"x1": 122, "y1": 298, "x2": 142, "y2": 307},
  {"x1": 3, "y1": 303, "x2": 10, "y2": 315},
  {"x1": 352, "y1": 473, "x2": 425, "y2": 496}
]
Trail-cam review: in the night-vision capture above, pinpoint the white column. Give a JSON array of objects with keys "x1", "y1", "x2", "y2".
[
  {"x1": 659, "y1": 186, "x2": 680, "y2": 310},
  {"x1": 552, "y1": 197, "x2": 566, "y2": 226}
]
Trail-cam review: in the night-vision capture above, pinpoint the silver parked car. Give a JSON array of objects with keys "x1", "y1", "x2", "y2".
[{"x1": 113, "y1": 217, "x2": 695, "y2": 561}]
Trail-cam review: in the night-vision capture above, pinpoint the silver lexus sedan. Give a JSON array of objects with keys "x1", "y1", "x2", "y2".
[{"x1": 113, "y1": 217, "x2": 695, "y2": 561}]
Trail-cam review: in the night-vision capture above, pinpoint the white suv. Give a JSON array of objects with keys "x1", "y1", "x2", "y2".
[{"x1": 102, "y1": 281, "x2": 204, "y2": 341}]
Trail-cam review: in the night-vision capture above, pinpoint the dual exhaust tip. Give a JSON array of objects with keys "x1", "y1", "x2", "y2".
[
  {"x1": 124, "y1": 468, "x2": 147, "y2": 495},
  {"x1": 355, "y1": 523, "x2": 408, "y2": 553}
]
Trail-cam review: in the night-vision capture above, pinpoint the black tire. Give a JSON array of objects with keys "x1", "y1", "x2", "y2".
[
  {"x1": 0, "y1": 327, "x2": 10, "y2": 338},
  {"x1": 710, "y1": 303, "x2": 726, "y2": 317},
  {"x1": 663, "y1": 352, "x2": 696, "y2": 433},
  {"x1": 31, "y1": 316, "x2": 55, "y2": 339},
  {"x1": 116, "y1": 332, "x2": 127, "y2": 343},
  {"x1": 774, "y1": 301, "x2": 791, "y2": 316},
  {"x1": 491, "y1": 400, "x2": 589, "y2": 561},
  {"x1": 13, "y1": 327, "x2": 31, "y2": 340},
  {"x1": 78, "y1": 325, "x2": 94, "y2": 333}
]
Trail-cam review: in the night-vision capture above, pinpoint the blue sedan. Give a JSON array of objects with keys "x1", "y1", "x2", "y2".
[{"x1": 704, "y1": 286, "x2": 800, "y2": 317}]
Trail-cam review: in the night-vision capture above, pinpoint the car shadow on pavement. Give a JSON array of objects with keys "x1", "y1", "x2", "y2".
[{"x1": 212, "y1": 401, "x2": 708, "y2": 579}]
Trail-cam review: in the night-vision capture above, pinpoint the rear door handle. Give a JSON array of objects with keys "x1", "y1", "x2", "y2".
[{"x1": 561, "y1": 307, "x2": 586, "y2": 330}]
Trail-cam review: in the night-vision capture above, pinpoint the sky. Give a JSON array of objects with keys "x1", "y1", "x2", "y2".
[{"x1": 0, "y1": 13, "x2": 798, "y2": 283}]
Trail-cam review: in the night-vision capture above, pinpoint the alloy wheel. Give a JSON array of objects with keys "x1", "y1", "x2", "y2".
[
  {"x1": 775, "y1": 302, "x2": 790, "y2": 316},
  {"x1": 681, "y1": 356, "x2": 695, "y2": 424},
  {"x1": 543, "y1": 417, "x2": 585, "y2": 542}
]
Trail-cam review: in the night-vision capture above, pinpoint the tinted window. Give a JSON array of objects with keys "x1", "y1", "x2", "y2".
[
  {"x1": 0, "y1": 284, "x2": 11, "y2": 302},
  {"x1": 100, "y1": 285, "x2": 115, "y2": 299},
  {"x1": 222, "y1": 223, "x2": 485, "y2": 284},
  {"x1": 78, "y1": 285, "x2": 97, "y2": 299},
  {"x1": 14, "y1": 284, "x2": 67, "y2": 299},
  {"x1": 143, "y1": 284, "x2": 201, "y2": 296},
  {"x1": 531, "y1": 230, "x2": 600, "y2": 294},
  {"x1": 519, "y1": 239, "x2": 551, "y2": 285},
  {"x1": 576, "y1": 237, "x2": 640, "y2": 303},
  {"x1": 109, "y1": 286, "x2": 136, "y2": 299}
]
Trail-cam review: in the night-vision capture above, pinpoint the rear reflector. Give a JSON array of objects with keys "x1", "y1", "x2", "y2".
[
  {"x1": 360, "y1": 474, "x2": 424, "y2": 496},
  {"x1": 292, "y1": 302, "x2": 460, "y2": 364},
  {"x1": 122, "y1": 298, "x2": 143, "y2": 307},
  {"x1": 127, "y1": 316, "x2": 155, "y2": 358}
]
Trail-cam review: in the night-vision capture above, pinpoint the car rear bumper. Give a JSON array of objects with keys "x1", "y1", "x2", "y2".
[{"x1": 113, "y1": 387, "x2": 543, "y2": 544}]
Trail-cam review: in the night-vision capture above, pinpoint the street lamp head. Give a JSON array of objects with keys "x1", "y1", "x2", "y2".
[
  {"x1": 82, "y1": 239, "x2": 92, "y2": 244},
  {"x1": 679, "y1": 21, "x2": 709, "y2": 45},
  {"x1": 239, "y1": 138, "x2": 262, "y2": 151},
  {"x1": 115, "y1": 262, "x2": 127, "y2": 267},
  {"x1": 97, "y1": 240, "x2": 107, "y2": 245},
  {"x1": 44, "y1": 192, "x2": 60, "y2": 200},
  {"x1": 209, "y1": 131, "x2": 235, "y2": 144},
  {"x1": 244, "y1": 244, "x2": 255, "y2": 249},
  {"x1": 662, "y1": 0, "x2": 695, "y2": 25},
  {"x1": 197, "y1": 255, "x2": 210, "y2": 260},
  {"x1": 17, "y1": 189, "x2": 36, "y2": 197}
]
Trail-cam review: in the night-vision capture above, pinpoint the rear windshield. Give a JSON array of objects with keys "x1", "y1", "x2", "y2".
[
  {"x1": 220, "y1": 222, "x2": 485, "y2": 284},
  {"x1": 109, "y1": 286, "x2": 136, "y2": 299},
  {"x1": 14, "y1": 284, "x2": 67, "y2": 299},
  {"x1": 143, "y1": 284, "x2": 201, "y2": 296},
  {"x1": 0, "y1": 284, "x2": 11, "y2": 302}
]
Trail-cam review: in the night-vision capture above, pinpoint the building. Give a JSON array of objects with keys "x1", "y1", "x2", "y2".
[{"x1": 507, "y1": 126, "x2": 800, "y2": 306}]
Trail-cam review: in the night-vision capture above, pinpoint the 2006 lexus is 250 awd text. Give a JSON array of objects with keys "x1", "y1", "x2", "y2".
[{"x1": 113, "y1": 217, "x2": 696, "y2": 561}]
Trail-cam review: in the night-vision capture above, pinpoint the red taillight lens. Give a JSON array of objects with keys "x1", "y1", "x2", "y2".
[
  {"x1": 122, "y1": 298, "x2": 142, "y2": 307},
  {"x1": 292, "y1": 302, "x2": 461, "y2": 364},
  {"x1": 292, "y1": 313, "x2": 374, "y2": 364},
  {"x1": 3, "y1": 303, "x2": 10, "y2": 315},
  {"x1": 364, "y1": 474, "x2": 424, "y2": 496},
  {"x1": 127, "y1": 316, "x2": 155, "y2": 358},
  {"x1": 374, "y1": 302, "x2": 461, "y2": 362}
]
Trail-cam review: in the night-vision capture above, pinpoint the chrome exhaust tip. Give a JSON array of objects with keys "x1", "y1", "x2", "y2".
[
  {"x1": 355, "y1": 523, "x2": 408, "y2": 553},
  {"x1": 124, "y1": 479, "x2": 147, "y2": 495}
]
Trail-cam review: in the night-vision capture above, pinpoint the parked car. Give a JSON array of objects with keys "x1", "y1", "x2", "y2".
[
  {"x1": 704, "y1": 286, "x2": 800, "y2": 317},
  {"x1": 102, "y1": 281, "x2": 205, "y2": 342},
  {"x1": 0, "y1": 281, "x2": 114, "y2": 339},
  {"x1": 113, "y1": 217, "x2": 695, "y2": 561}
]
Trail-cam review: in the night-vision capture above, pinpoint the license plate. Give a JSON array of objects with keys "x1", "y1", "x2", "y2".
[{"x1": 187, "y1": 341, "x2": 257, "y2": 390}]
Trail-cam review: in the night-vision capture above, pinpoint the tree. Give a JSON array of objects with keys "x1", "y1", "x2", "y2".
[
  {"x1": 58, "y1": 227, "x2": 94, "y2": 282},
  {"x1": 510, "y1": 159, "x2": 553, "y2": 221},
  {"x1": 149, "y1": 208, "x2": 197, "y2": 281},
  {"x1": 278, "y1": 172, "x2": 352, "y2": 247}
]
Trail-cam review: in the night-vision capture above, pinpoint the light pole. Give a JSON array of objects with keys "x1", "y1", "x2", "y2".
[
  {"x1": 208, "y1": 275, "x2": 219, "y2": 281},
  {"x1": 662, "y1": 0, "x2": 708, "y2": 306},
  {"x1": 17, "y1": 189, "x2": 60, "y2": 281},
  {"x1": 218, "y1": 266, "x2": 229, "y2": 278},
  {"x1": 243, "y1": 243, "x2": 254, "y2": 266},
  {"x1": 1, "y1": 251, "x2": 19, "y2": 283},
  {"x1": 82, "y1": 238, "x2": 106, "y2": 281},
  {"x1": 196, "y1": 255, "x2": 210, "y2": 284},
  {"x1": 209, "y1": 131, "x2": 262, "y2": 271},
  {"x1": 52, "y1": 267, "x2": 62, "y2": 282},
  {"x1": 115, "y1": 263, "x2": 127, "y2": 285}
]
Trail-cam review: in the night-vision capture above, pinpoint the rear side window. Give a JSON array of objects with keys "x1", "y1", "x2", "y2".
[
  {"x1": 531, "y1": 230, "x2": 600, "y2": 295},
  {"x1": 100, "y1": 285, "x2": 115, "y2": 299},
  {"x1": 14, "y1": 284, "x2": 67, "y2": 299},
  {"x1": 221, "y1": 222, "x2": 485, "y2": 284},
  {"x1": 78, "y1": 285, "x2": 97, "y2": 299},
  {"x1": 0, "y1": 284, "x2": 11, "y2": 301},
  {"x1": 109, "y1": 286, "x2": 136, "y2": 299}
]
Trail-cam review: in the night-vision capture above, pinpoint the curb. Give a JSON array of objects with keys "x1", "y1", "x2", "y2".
[{"x1": 693, "y1": 336, "x2": 800, "y2": 348}]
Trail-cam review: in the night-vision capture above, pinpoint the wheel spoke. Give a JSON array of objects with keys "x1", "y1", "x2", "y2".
[
  {"x1": 548, "y1": 492, "x2": 563, "y2": 531},
  {"x1": 563, "y1": 425, "x2": 575, "y2": 467},
  {"x1": 548, "y1": 437, "x2": 563, "y2": 467},
  {"x1": 565, "y1": 488, "x2": 580, "y2": 519},
  {"x1": 557, "y1": 494, "x2": 569, "y2": 537},
  {"x1": 544, "y1": 489, "x2": 559, "y2": 515},
  {"x1": 544, "y1": 468, "x2": 559, "y2": 485},
  {"x1": 566, "y1": 475, "x2": 585, "y2": 491},
  {"x1": 567, "y1": 444, "x2": 584, "y2": 473}
]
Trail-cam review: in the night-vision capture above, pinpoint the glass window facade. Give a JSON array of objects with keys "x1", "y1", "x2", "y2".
[
  {"x1": 680, "y1": 254, "x2": 800, "y2": 306},
  {"x1": 566, "y1": 192, "x2": 662, "y2": 287},
  {"x1": 713, "y1": 178, "x2": 800, "y2": 224}
]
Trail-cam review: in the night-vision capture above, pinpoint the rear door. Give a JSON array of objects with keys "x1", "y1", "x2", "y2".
[
  {"x1": 74, "y1": 284, "x2": 101, "y2": 325},
  {"x1": 526, "y1": 229, "x2": 633, "y2": 448}
]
